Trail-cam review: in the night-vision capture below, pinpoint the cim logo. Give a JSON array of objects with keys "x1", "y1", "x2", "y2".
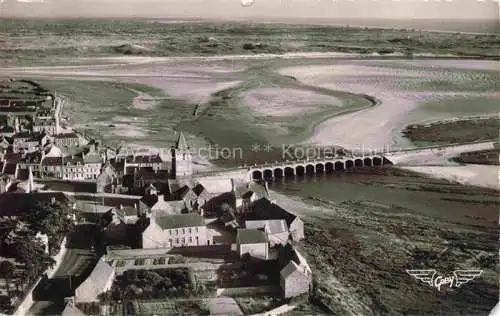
[{"x1": 406, "y1": 269, "x2": 483, "y2": 291}]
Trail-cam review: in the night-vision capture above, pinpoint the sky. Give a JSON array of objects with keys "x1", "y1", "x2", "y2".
[{"x1": 0, "y1": 0, "x2": 498, "y2": 20}]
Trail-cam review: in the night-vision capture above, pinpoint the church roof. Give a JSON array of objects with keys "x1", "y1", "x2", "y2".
[{"x1": 175, "y1": 131, "x2": 189, "y2": 150}]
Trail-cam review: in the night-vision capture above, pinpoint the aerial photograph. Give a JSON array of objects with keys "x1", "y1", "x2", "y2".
[{"x1": 0, "y1": 0, "x2": 498, "y2": 315}]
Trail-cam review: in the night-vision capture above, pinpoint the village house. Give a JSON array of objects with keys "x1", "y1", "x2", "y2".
[
  {"x1": 74, "y1": 258, "x2": 115, "y2": 304},
  {"x1": 142, "y1": 213, "x2": 210, "y2": 248},
  {"x1": 245, "y1": 219, "x2": 289, "y2": 247},
  {"x1": 236, "y1": 228, "x2": 269, "y2": 260},
  {"x1": 12, "y1": 131, "x2": 49, "y2": 152},
  {"x1": 279, "y1": 244, "x2": 312, "y2": 298},
  {"x1": 17, "y1": 151, "x2": 43, "y2": 177},
  {"x1": 123, "y1": 153, "x2": 164, "y2": 173},
  {"x1": 53, "y1": 132, "x2": 80, "y2": 148},
  {"x1": 234, "y1": 181, "x2": 270, "y2": 212},
  {"x1": 247, "y1": 198, "x2": 304, "y2": 242},
  {"x1": 136, "y1": 168, "x2": 169, "y2": 193},
  {"x1": 32, "y1": 117, "x2": 58, "y2": 135},
  {"x1": 114, "y1": 204, "x2": 143, "y2": 225}
]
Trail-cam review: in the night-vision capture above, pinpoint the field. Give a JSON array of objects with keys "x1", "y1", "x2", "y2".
[
  {"x1": 402, "y1": 117, "x2": 500, "y2": 146},
  {"x1": 1, "y1": 19, "x2": 499, "y2": 67},
  {"x1": 453, "y1": 149, "x2": 500, "y2": 165}
]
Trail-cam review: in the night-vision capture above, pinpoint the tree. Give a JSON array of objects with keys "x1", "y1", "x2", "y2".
[{"x1": 0, "y1": 260, "x2": 15, "y2": 295}]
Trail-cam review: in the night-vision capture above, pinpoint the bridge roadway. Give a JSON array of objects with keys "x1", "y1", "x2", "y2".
[
  {"x1": 248, "y1": 154, "x2": 387, "y2": 180},
  {"x1": 247, "y1": 140, "x2": 497, "y2": 180}
]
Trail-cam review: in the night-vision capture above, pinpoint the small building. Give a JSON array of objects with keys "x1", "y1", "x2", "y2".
[
  {"x1": 74, "y1": 258, "x2": 115, "y2": 303},
  {"x1": 236, "y1": 228, "x2": 268, "y2": 260},
  {"x1": 53, "y1": 132, "x2": 80, "y2": 148},
  {"x1": 234, "y1": 181, "x2": 269, "y2": 211},
  {"x1": 245, "y1": 219, "x2": 289, "y2": 247},
  {"x1": 248, "y1": 198, "x2": 304, "y2": 242},
  {"x1": 279, "y1": 245, "x2": 312, "y2": 299},
  {"x1": 115, "y1": 204, "x2": 142, "y2": 225},
  {"x1": 142, "y1": 213, "x2": 209, "y2": 249}
]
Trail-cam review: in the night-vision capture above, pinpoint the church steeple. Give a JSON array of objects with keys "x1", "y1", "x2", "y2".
[
  {"x1": 171, "y1": 131, "x2": 192, "y2": 178},
  {"x1": 175, "y1": 131, "x2": 189, "y2": 151}
]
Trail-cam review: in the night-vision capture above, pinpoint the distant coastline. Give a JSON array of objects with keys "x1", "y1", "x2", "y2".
[
  {"x1": 150, "y1": 17, "x2": 500, "y2": 35},
  {"x1": 0, "y1": 15, "x2": 498, "y2": 34}
]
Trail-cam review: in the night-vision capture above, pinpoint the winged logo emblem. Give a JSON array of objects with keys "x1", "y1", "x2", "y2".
[{"x1": 406, "y1": 269, "x2": 482, "y2": 291}]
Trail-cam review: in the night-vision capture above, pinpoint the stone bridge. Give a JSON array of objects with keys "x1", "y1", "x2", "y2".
[
  {"x1": 248, "y1": 154, "x2": 388, "y2": 180},
  {"x1": 246, "y1": 140, "x2": 497, "y2": 180}
]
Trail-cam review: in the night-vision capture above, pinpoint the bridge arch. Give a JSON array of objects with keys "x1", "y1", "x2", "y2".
[
  {"x1": 315, "y1": 163, "x2": 324, "y2": 174},
  {"x1": 364, "y1": 157, "x2": 372, "y2": 166},
  {"x1": 274, "y1": 168, "x2": 283, "y2": 179},
  {"x1": 334, "y1": 161, "x2": 344, "y2": 171},
  {"x1": 325, "y1": 162, "x2": 334, "y2": 173},
  {"x1": 284, "y1": 166, "x2": 294, "y2": 177},
  {"x1": 296, "y1": 165, "x2": 305, "y2": 176},
  {"x1": 305, "y1": 164, "x2": 315, "y2": 176},
  {"x1": 252, "y1": 170, "x2": 262, "y2": 180},
  {"x1": 345, "y1": 160, "x2": 354, "y2": 169},
  {"x1": 355, "y1": 159, "x2": 363, "y2": 167},
  {"x1": 373, "y1": 157, "x2": 382, "y2": 166},
  {"x1": 263, "y1": 169, "x2": 273, "y2": 179}
]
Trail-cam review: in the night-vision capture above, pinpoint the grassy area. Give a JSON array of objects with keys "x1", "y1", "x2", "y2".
[
  {"x1": 452, "y1": 149, "x2": 500, "y2": 165},
  {"x1": 393, "y1": 70, "x2": 499, "y2": 92},
  {"x1": 402, "y1": 117, "x2": 500, "y2": 145},
  {"x1": 1, "y1": 19, "x2": 499, "y2": 67},
  {"x1": 420, "y1": 96, "x2": 500, "y2": 116}
]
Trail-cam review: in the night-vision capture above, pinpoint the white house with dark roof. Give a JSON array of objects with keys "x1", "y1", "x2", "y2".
[
  {"x1": 142, "y1": 213, "x2": 209, "y2": 249},
  {"x1": 279, "y1": 245, "x2": 312, "y2": 298},
  {"x1": 245, "y1": 219, "x2": 289, "y2": 247},
  {"x1": 74, "y1": 257, "x2": 115, "y2": 303},
  {"x1": 236, "y1": 228, "x2": 269, "y2": 260}
]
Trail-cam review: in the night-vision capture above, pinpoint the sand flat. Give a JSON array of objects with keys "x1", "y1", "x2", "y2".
[{"x1": 243, "y1": 87, "x2": 343, "y2": 117}]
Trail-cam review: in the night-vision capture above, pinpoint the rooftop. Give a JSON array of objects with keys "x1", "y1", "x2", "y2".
[
  {"x1": 236, "y1": 228, "x2": 268, "y2": 244},
  {"x1": 155, "y1": 213, "x2": 204, "y2": 230}
]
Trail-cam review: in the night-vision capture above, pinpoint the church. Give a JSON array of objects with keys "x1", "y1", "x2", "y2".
[{"x1": 170, "y1": 131, "x2": 193, "y2": 179}]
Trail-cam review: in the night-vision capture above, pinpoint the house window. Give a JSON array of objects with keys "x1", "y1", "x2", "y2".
[
  {"x1": 181, "y1": 238, "x2": 185, "y2": 244},
  {"x1": 175, "y1": 238, "x2": 179, "y2": 244},
  {"x1": 188, "y1": 228, "x2": 192, "y2": 234},
  {"x1": 188, "y1": 237, "x2": 192, "y2": 244},
  {"x1": 181, "y1": 228, "x2": 185, "y2": 235},
  {"x1": 195, "y1": 227, "x2": 199, "y2": 233},
  {"x1": 176, "y1": 229, "x2": 179, "y2": 235},
  {"x1": 195, "y1": 237, "x2": 199, "y2": 245}
]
